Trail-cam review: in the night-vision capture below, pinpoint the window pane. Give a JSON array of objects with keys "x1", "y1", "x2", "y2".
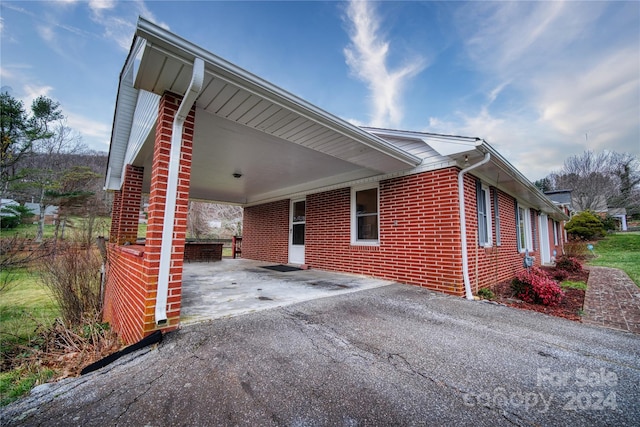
[
  {"x1": 356, "y1": 188, "x2": 377, "y2": 214},
  {"x1": 478, "y1": 188, "x2": 487, "y2": 244},
  {"x1": 357, "y1": 215, "x2": 378, "y2": 240},
  {"x1": 293, "y1": 201, "x2": 305, "y2": 223},
  {"x1": 292, "y1": 224, "x2": 305, "y2": 245}
]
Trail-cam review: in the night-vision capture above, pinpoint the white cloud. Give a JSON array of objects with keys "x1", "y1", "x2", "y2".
[
  {"x1": 343, "y1": 0, "x2": 426, "y2": 128},
  {"x1": 89, "y1": 0, "x2": 169, "y2": 51},
  {"x1": 89, "y1": 0, "x2": 116, "y2": 13},
  {"x1": 535, "y1": 45, "x2": 639, "y2": 151},
  {"x1": 22, "y1": 84, "x2": 55, "y2": 108},
  {"x1": 428, "y1": 1, "x2": 640, "y2": 180},
  {"x1": 37, "y1": 25, "x2": 55, "y2": 42},
  {"x1": 66, "y1": 111, "x2": 111, "y2": 150}
]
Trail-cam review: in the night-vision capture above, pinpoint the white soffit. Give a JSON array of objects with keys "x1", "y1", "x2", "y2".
[{"x1": 132, "y1": 18, "x2": 420, "y2": 174}]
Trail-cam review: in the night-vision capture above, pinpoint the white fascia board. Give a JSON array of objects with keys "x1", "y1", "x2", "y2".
[
  {"x1": 478, "y1": 142, "x2": 569, "y2": 221},
  {"x1": 104, "y1": 37, "x2": 146, "y2": 191},
  {"x1": 134, "y1": 18, "x2": 420, "y2": 168}
]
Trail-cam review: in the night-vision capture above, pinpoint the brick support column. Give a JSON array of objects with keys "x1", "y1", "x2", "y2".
[
  {"x1": 110, "y1": 190, "x2": 122, "y2": 243},
  {"x1": 142, "y1": 91, "x2": 195, "y2": 334},
  {"x1": 116, "y1": 165, "x2": 144, "y2": 245}
]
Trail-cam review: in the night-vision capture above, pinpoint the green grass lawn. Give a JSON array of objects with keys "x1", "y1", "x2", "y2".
[
  {"x1": 0, "y1": 269, "x2": 59, "y2": 406},
  {"x1": 589, "y1": 232, "x2": 640, "y2": 286},
  {"x1": 0, "y1": 269, "x2": 59, "y2": 351},
  {"x1": 1, "y1": 217, "x2": 111, "y2": 240}
]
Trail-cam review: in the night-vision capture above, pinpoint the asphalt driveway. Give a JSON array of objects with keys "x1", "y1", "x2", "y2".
[{"x1": 4, "y1": 284, "x2": 639, "y2": 426}]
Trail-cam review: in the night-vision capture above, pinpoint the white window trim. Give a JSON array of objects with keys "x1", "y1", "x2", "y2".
[
  {"x1": 552, "y1": 221, "x2": 559, "y2": 246},
  {"x1": 478, "y1": 183, "x2": 493, "y2": 247},
  {"x1": 518, "y1": 205, "x2": 534, "y2": 253},
  {"x1": 351, "y1": 183, "x2": 380, "y2": 246}
]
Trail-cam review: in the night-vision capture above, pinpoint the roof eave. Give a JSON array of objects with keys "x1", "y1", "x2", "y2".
[{"x1": 135, "y1": 18, "x2": 421, "y2": 169}]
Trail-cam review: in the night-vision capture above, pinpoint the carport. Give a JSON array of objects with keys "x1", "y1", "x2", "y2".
[
  {"x1": 180, "y1": 259, "x2": 394, "y2": 325},
  {"x1": 103, "y1": 18, "x2": 420, "y2": 344}
]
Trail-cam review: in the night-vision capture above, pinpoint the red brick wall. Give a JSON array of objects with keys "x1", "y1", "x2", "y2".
[
  {"x1": 104, "y1": 92, "x2": 194, "y2": 344},
  {"x1": 242, "y1": 167, "x2": 556, "y2": 297},
  {"x1": 116, "y1": 165, "x2": 144, "y2": 245},
  {"x1": 461, "y1": 175, "x2": 566, "y2": 293},
  {"x1": 183, "y1": 243, "x2": 223, "y2": 262},
  {"x1": 461, "y1": 176, "x2": 525, "y2": 293},
  {"x1": 243, "y1": 199, "x2": 289, "y2": 264},
  {"x1": 103, "y1": 246, "x2": 147, "y2": 345},
  {"x1": 304, "y1": 169, "x2": 464, "y2": 294}
]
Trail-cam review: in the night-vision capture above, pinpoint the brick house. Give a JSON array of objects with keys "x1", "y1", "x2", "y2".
[{"x1": 104, "y1": 19, "x2": 568, "y2": 344}]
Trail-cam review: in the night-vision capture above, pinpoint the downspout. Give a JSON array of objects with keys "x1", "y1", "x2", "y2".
[
  {"x1": 458, "y1": 152, "x2": 491, "y2": 300},
  {"x1": 156, "y1": 57, "x2": 204, "y2": 324}
]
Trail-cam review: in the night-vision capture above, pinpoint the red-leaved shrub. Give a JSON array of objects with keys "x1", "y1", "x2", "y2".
[
  {"x1": 511, "y1": 266, "x2": 565, "y2": 306},
  {"x1": 555, "y1": 255, "x2": 583, "y2": 273},
  {"x1": 551, "y1": 269, "x2": 570, "y2": 281}
]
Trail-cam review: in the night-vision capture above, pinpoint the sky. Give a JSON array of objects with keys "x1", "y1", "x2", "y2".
[{"x1": 1, "y1": 0, "x2": 638, "y2": 181}]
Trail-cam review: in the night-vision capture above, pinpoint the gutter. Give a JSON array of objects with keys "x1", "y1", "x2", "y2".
[
  {"x1": 155, "y1": 57, "x2": 204, "y2": 325},
  {"x1": 458, "y1": 152, "x2": 491, "y2": 300}
]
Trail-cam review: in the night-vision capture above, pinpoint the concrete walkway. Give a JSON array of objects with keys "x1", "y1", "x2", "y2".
[{"x1": 583, "y1": 266, "x2": 640, "y2": 334}]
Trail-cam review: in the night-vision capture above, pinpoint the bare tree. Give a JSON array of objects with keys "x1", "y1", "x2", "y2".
[
  {"x1": 187, "y1": 201, "x2": 212, "y2": 240},
  {"x1": 547, "y1": 150, "x2": 639, "y2": 214},
  {"x1": 187, "y1": 201, "x2": 243, "y2": 239},
  {"x1": 16, "y1": 122, "x2": 88, "y2": 242},
  {"x1": 607, "y1": 152, "x2": 640, "y2": 215}
]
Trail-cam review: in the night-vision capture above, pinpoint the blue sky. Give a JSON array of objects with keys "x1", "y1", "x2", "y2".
[{"x1": 1, "y1": 0, "x2": 638, "y2": 181}]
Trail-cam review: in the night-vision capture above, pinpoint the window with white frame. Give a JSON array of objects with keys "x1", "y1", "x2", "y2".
[
  {"x1": 351, "y1": 184, "x2": 379, "y2": 245},
  {"x1": 516, "y1": 205, "x2": 533, "y2": 252},
  {"x1": 553, "y1": 221, "x2": 559, "y2": 246},
  {"x1": 476, "y1": 182, "x2": 493, "y2": 246}
]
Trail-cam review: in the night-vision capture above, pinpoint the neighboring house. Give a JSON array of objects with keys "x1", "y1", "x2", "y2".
[
  {"x1": 546, "y1": 190, "x2": 628, "y2": 231},
  {"x1": 0, "y1": 198, "x2": 19, "y2": 214},
  {"x1": 544, "y1": 190, "x2": 573, "y2": 215},
  {"x1": 24, "y1": 203, "x2": 59, "y2": 225},
  {"x1": 104, "y1": 19, "x2": 569, "y2": 344},
  {"x1": 608, "y1": 208, "x2": 628, "y2": 231}
]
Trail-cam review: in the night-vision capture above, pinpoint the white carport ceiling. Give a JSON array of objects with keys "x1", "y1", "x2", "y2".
[{"x1": 127, "y1": 18, "x2": 420, "y2": 205}]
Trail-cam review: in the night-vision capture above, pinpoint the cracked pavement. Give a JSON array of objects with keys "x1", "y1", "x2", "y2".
[{"x1": 3, "y1": 284, "x2": 639, "y2": 426}]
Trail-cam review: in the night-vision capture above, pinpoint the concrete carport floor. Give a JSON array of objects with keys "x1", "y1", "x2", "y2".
[{"x1": 180, "y1": 259, "x2": 394, "y2": 324}]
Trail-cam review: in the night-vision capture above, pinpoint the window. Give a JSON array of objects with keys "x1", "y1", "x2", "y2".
[
  {"x1": 352, "y1": 184, "x2": 379, "y2": 245},
  {"x1": 552, "y1": 221, "x2": 559, "y2": 246},
  {"x1": 516, "y1": 204, "x2": 533, "y2": 252},
  {"x1": 476, "y1": 181, "x2": 492, "y2": 246}
]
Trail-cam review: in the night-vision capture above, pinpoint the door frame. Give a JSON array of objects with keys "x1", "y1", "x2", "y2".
[
  {"x1": 539, "y1": 214, "x2": 551, "y2": 265},
  {"x1": 289, "y1": 198, "x2": 306, "y2": 264}
]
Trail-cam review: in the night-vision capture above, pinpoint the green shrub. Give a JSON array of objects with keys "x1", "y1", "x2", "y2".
[
  {"x1": 601, "y1": 215, "x2": 619, "y2": 232},
  {"x1": 0, "y1": 205, "x2": 34, "y2": 229},
  {"x1": 565, "y1": 211, "x2": 605, "y2": 240},
  {"x1": 477, "y1": 288, "x2": 495, "y2": 300}
]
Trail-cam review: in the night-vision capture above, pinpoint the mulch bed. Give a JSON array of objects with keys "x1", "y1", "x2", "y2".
[{"x1": 489, "y1": 268, "x2": 589, "y2": 322}]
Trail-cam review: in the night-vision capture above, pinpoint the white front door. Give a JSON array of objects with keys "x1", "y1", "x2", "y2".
[
  {"x1": 289, "y1": 199, "x2": 305, "y2": 264},
  {"x1": 539, "y1": 214, "x2": 551, "y2": 265}
]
